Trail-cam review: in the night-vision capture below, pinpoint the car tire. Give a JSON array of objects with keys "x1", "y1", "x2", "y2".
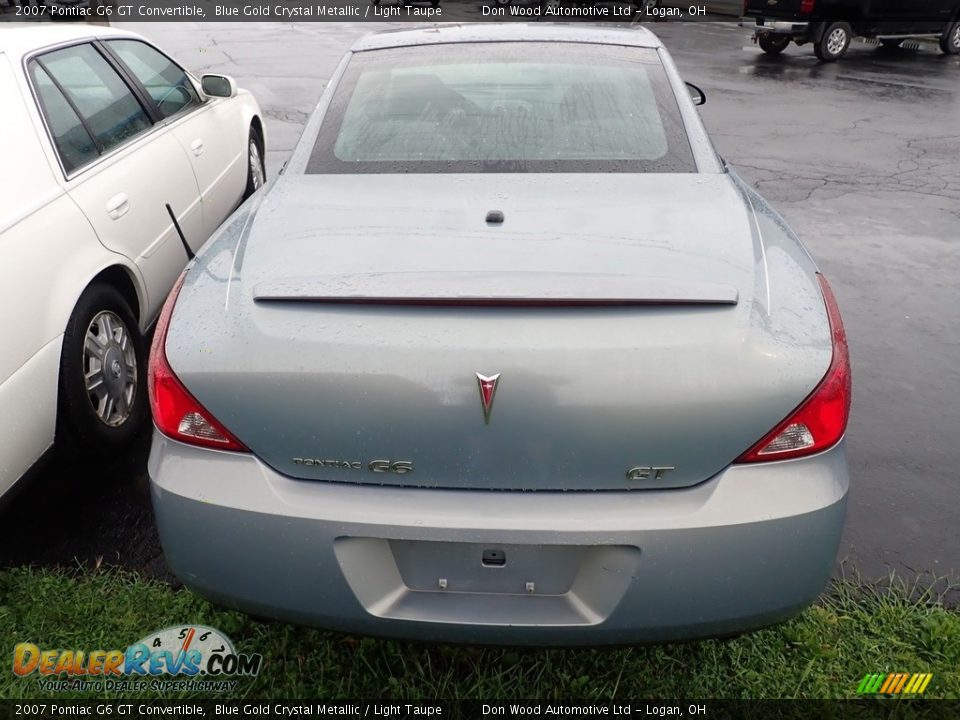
[
  {"x1": 57, "y1": 284, "x2": 146, "y2": 458},
  {"x1": 243, "y1": 126, "x2": 266, "y2": 200},
  {"x1": 815, "y1": 21, "x2": 852, "y2": 61},
  {"x1": 758, "y1": 34, "x2": 791, "y2": 55},
  {"x1": 940, "y1": 22, "x2": 960, "y2": 54},
  {"x1": 879, "y1": 38, "x2": 904, "y2": 48}
]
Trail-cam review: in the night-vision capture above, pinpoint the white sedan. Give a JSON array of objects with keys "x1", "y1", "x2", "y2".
[{"x1": 0, "y1": 24, "x2": 264, "y2": 500}]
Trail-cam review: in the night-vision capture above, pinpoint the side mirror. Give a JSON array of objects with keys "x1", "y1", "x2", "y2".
[
  {"x1": 685, "y1": 81, "x2": 706, "y2": 106},
  {"x1": 201, "y1": 74, "x2": 237, "y2": 99}
]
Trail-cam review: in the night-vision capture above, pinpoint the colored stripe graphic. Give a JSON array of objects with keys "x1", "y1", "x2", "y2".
[
  {"x1": 879, "y1": 674, "x2": 897, "y2": 694},
  {"x1": 857, "y1": 672, "x2": 932, "y2": 695},
  {"x1": 903, "y1": 674, "x2": 921, "y2": 694},
  {"x1": 857, "y1": 674, "x2": 885, "y2": 694},
  {"x1": 892, "y1": 674, "x2": 909, "y2": 694}
]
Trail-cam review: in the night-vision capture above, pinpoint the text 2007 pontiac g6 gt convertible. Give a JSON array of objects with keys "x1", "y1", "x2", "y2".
[{"x1": 148, "y1": 24, "x2": 851, "y2": 645}]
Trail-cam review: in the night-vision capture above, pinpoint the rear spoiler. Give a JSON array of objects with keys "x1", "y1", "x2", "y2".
[{"x1": 253, "y1": 272, "x2": 739, "y2": 307}]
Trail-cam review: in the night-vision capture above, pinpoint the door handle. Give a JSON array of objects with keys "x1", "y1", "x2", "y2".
[
  {"x1": 190, "y1": 139, "x2": 204, "y2": 157},
  {"x1": 105, "y1": 193, "x2": 130, "y2": 220}
]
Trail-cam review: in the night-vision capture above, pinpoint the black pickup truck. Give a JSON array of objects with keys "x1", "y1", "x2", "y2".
[{"x1": 740, "y1": 0, "x2": 960, "y2": 60}]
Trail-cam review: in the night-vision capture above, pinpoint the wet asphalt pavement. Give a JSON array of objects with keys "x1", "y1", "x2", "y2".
[{"x1": 0, "y1": 20, "x2": 957, "y2": 597}]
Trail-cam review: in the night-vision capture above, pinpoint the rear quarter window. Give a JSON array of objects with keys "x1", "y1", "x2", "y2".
[
  {"x1": 29, "y1": 63, "x2": 99, "y2": 174},
  {"x1": 307, "y1": 42, "x2": 695, "y2": 174}
]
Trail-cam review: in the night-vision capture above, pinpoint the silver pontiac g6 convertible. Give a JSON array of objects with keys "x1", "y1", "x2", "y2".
[{"x1": 148, "y1": 24, "x2": 851, "y2": 645}]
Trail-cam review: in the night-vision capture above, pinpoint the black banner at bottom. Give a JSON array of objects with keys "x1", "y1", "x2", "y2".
[{"x1": 2, "y1": 700, "x2": 958, "y2": 720}]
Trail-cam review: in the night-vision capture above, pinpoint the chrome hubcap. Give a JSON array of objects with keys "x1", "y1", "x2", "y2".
[
  {"x1": 827, "y1": 28, "x2": 847, "y2": 55},
  {"x1": 84, "y1": 311, "x2": 137, "y2": 427},
  {"x1": 953, "y1": 25, "x2": 960, "y2": 47},
  {"x1": 249, "y1": 140, "x2": 264, "y2": 190}
]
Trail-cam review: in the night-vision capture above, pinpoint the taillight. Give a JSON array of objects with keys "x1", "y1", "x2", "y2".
[
  {"x1": 800, "y1": 0, "x2": 816, "y2": 14},
  {"x1": 148, "y1": 273, "x2": 248, "y2": 452},
  {"x1": 735, "y1": 274, "x2": 850, "y2": 463}
]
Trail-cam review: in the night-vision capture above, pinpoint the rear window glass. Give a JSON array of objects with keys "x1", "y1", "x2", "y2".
[{"x1": 307, "y1": 42, "x2": 695, "y2": 174}]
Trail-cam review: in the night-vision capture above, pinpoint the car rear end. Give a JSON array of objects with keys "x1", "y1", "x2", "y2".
[
  {"x1": 740, "y1": 0, "x2": 821, "y2": 41},
  {"x1": 148, "y1": 275, "x2": 850, "y2": 644},
  {"x1": 147, "y1": 28, "x2": 850, "y2": 644}
]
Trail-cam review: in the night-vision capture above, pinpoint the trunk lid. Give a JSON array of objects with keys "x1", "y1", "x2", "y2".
[{"x1": 167, "y1": 173, "x2": 831, "y2": 491}]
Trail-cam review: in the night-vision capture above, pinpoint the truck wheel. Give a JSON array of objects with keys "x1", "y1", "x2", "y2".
[
  {"x1": 940, "y1": 22, "x2": 960, "y2": 54},
  {"x1": 758, "y1": 34, "x2": 790, "y2": 55},
  {"x1": 815, "y1": 21, "x2": 852, "y2": 61},
  {"x1": 58, "y1": 284, "x2": 146, "y2": 458}
]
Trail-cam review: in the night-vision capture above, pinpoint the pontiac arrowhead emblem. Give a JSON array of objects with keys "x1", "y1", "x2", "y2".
[{"x1": 475, "y1": 373, "x2": 500, "y2": 424}]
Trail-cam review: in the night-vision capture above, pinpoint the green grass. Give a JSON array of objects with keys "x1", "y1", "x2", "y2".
[{"x1": 0, "y1": 567, "x2": 957, "y2": 700}]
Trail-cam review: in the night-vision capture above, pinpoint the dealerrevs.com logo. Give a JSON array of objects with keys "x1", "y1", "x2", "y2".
[{"x1": 13, "y1": 625, "x2": 262, "y2": 693}]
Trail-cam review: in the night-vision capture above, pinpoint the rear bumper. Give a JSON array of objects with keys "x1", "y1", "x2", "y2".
[
  {"x1": 740, "y1": 16, "x2": 811, "y2": 35},
  {"x1": 149, "y1": 434, "x2": 848, "y2": 645}
]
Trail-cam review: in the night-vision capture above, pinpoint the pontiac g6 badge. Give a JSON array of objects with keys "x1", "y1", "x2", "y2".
[{"x1": 476, "y1": 372, "x2": 500, "y2": 424}]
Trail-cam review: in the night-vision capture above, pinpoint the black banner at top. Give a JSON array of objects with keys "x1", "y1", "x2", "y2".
[
  {"x1": 0, "y1": 1, "x2": 746, "y2": 24},
  {"x1": 2, "y1": 0, "x2": 956, "y2": 23},
  {"x1": 3, "y1": 1, "x2": 956, "y2": 24}
]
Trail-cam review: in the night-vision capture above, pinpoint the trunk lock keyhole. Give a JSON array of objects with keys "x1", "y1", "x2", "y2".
[{"x1": 482, "y1": 549, "x2": 506, "y2": 567}]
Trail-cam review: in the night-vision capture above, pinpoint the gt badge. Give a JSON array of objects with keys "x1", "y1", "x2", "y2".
[
  {"x1": 626, "y1": 466, "x2": 676, "y2": 481},
  {"x1": 476, "y1": 372, "x2": 500, "y2": 424}
]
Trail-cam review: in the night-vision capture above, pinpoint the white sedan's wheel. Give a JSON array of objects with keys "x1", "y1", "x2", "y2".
[
  {"x1": 249, "y1": 138, "x2": 265, "y2": 190},
  {"x1": 58, "y1": 284, "x2": 146, "y2": 456},
  {"x1": 243, "y1": 127, "x2": 266, "y2": 199},
  {"x1": 83, "y1": 310, "x2": 138, "y2": 427}
]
